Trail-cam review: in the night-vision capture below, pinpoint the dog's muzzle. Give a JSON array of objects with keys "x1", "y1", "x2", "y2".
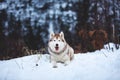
[
  {"x1": 55, "y1": 44, "x2": 59, "y2": 51},
  {"x1": 48, "y1": 44, "x2": 67, "y2": 54}
]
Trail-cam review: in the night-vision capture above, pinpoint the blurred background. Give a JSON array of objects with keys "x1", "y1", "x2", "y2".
[{"x1": 0, "y1": 0, "x2": 120, "y2": 59}]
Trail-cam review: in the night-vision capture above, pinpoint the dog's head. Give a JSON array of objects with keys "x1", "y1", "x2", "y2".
[{"x1": 48, "y1": 32, "x2": 66, "y2": 54}]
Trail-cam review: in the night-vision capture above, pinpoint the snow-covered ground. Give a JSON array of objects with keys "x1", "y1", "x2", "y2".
[{"x1": 0, "y1": 43, "x2": 120, "y2": 80}]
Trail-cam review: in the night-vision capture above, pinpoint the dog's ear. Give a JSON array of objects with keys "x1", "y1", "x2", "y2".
[
  {"x1": 50, "y1": 32, "x2": 54, "y2": 39},
  {"x1": 60, "y1": 31, "x2": 64, "y2": 39}
]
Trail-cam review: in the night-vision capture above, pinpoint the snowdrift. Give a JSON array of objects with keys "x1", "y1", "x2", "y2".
[{"x1": 0, "y1": 43, "x2": 120, "y2": 80}]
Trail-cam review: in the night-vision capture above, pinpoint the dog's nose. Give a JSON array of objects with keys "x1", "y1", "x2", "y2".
[{"x1": 56, "y1": 44, "x2": 58, "y2": 46}]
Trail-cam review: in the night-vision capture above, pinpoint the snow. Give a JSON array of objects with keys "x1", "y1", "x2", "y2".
[
  {"x1": 54, "y1": 3, "x2": 60, "y2": 9},
  {"x1": 0, "y1": 2, "x2": 7, "y2": 10},
  {"x1": 0, "y1": 43, "x2": 120, "y2": 80},
  {"x1": 61, "y1": 2, "x2": 67, "y2": 9},
  {"x1": 109, "y1": 7, "x2": 114, "y2": 16},
  {"x1": 97, "y1": 7, "x2": 103, "y2": 14},
  {"x1": 48, "y1": 21, "x2": 54, "y2": 34}
]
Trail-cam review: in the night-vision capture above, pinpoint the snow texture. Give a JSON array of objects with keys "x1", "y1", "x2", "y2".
[{"x1": 0, "y1": 43, "x2": 120, "y2": 80}]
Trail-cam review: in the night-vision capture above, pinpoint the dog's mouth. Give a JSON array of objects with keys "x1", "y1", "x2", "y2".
[{"x1": 55, "y1": 46, "x2": 59, "y2": 51}]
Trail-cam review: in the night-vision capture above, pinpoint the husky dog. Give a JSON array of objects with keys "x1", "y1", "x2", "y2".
[{"x1": 48, "y1": 32, "x2": 74, "y2": 68}]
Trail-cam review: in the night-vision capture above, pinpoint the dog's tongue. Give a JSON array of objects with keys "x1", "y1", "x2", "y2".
[{"x1": 55, "y1": 47, "x2": 59, "y2": 51}]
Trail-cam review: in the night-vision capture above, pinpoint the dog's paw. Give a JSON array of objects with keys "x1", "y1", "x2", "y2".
[
  {"x1": 64, "y1": 63, "x2": 69, "y2": 66},
  {"x1": 51, "y1": 61, "x2": 57, "y2": 68},
  {"x1": 64, "y1": 61, "x2": 70, "y2": 66}
]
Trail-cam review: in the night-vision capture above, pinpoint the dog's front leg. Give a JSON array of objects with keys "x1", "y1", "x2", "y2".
[{"x1": 51, "y1": 61, "x2": 57, "y2": 68}]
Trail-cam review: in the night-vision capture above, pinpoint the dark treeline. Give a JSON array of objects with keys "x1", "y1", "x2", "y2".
[{"x1": 0, "y1": 0, "x2": 120, "y2": 60}]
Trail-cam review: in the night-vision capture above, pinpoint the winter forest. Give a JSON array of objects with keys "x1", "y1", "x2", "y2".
[{"x1": 0, "y1": 0, "x2": 120, "y2": 60}]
